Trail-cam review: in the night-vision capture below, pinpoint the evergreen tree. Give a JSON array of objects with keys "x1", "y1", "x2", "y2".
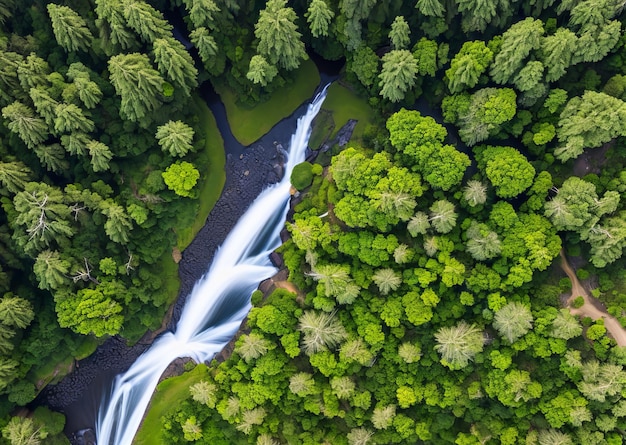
[
  {"x1": 446, "y1": 41, "x2": 493, "y2": 94},
  {"x1": 298, "y1": 310, "x2": 347, "y2": 355},
  {"x1": 306, "y1": 0, "x2": 334, "y2": 38},
  {"x1": 155, "y1": 120, "x2": 195, "y2": 157},
  {"x1": 189, "y1": 27, "x2": 219, "y2": 70},
  {"x1": 492, "y1": 302, "x2": 533, "y2": 343},
  {"x1": 0, "y1": 162, "x2": 31, "y2": 193},
  {"x1": 183, "y1": 0, "x2": 220, "y2": 28},
  {"x1": 1, "y1": 101, "x2": 49, "y2": 149},
  {"x1": 255, "y1": 0, "x2": 307, "y2": 71},
  {"x1": 389, "y1": 16, "x2": 411, "y2": 49},
  {"x1": 415, "y1": 0, "x2": 445, "y2": 17},
  {"x1": 86, "y1": 140, "x2": 113, "y2": 172},
  {"x1": 33, "y1": 250, "x2": 70, "y2": 291},
  {"x1": 1, "y1": 416, "x2": 45, "y2": 445},
  {"x1": 246, "y1": 55, "x2": 278, "y2": 87},
  {"x1": 0, "y1": 294, "x2": 34, "y2": 329},
  {"x1": 53, "y1": 103, "x2": 94, "y2": 134},
  {"x1": 108, "y1": 53, "x2": 165, "y2": 122},
  {"x1": 121, "y1": 0, "x2": 172, "y2": 43},
  {"x1": 539, "y1": 28, "x2": 577, "y2": 82},
  {"x1": 434, "y1": 321, "x2": 484, "y2": 369},
  {"x1": 152, "y1": 37, "x2": 198, "y2": 97},
  {"x1": 47, "y1": 4, "x2": 93, "y2": 52},
  {"x1": 95, "y1": 0, "x2": 137, "y2": 51},
  {"x1": 372, "y1": 268, "x2": 402, "y2": 296},
  {"x1": 378, "y1": 50, "x2": 418, "y2": 102}
]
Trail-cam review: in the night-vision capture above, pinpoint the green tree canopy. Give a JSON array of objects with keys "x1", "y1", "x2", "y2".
[
  {"x1": 155, "y1": 120, "x2": 195, "y2": 157},
  {"x1": 379, "y1": 50, "x2": 418, "y2": 103},
  {"x1": 162, "y1": 161, "x2": 200, "y2": 198},
  {"x1": 47, "y1": 4, "x2": 93, "y2": 52}
]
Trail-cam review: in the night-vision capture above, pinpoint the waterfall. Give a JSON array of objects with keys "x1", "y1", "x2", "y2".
[{"x1": 95, "y1": 85, "x2": 329, "y2": 445}]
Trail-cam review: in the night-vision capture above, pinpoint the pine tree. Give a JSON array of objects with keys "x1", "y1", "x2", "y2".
[
  {"x1": 108, "y1": 53, "x2": 165, "y2": 122},
  {"x1": 0, "y1": 294, "x2": 34, "y2": 329},
  {"x1": 446, "y1": 41, "x2": 493, "y2": 93},
  {"x1": 29, "y1": 87, "x2": 58, "y2": 127},
  {"x1": 378, "y1": 50, "x2": 418, "y2": 102},
  {"x1": 54, "y1": 103, "x2": 94, "y2": 134},
  {"x1": 17, "y1": 54, "x2": 49, "y2": 92},
  {"x1": 415, "y1": 0, "x2": 445, "y2": 17},
  {"x1": 372, "y1": 268, "x2": 402, "y2": 295},
  {"x1": 389, "y1": 16, "x2": 411, "y2": 49},
  {"x1": 121, "y1": 0, "x2": 172, "y2": 43},
  {"x1": 492, "y1": 302, "x2": 533, "y2": 343},
  {"x1": 86, "y1": 140, "x2": 113, "y2": 172},
  {"x1": 184, "y1": 0, "x2": 220, "y2": 28},
  {"x1": 540, "y1": 28, "x2": 577, "y2": 82},
  {"x1": 235, "y1": 332, "x2": 271, "y2": 363},
  {"x1": 306, "y1": 0, "x2": 334, "y2": 38},
  {"x1": 463, "y1": 180, "x2": 487, "y2": 207},
  {"x1": 100, "y1": 200, "x2": 133, "y2": 244},
  {"x1": 33, "y1": 144, "x2": 68, "y2": 174},
  {"x1": 190, "y1": 380, "x2": 218, "y2": 407},
  {"x1": 255, "y1": 0, "x2": 307, "y2": 71},
  {"x1": 429, "y1": 200, "x2": 457, "y2": 233},
  {"x1": 47, "y1": 4, "x2": 93, "y2": 52},
  {"x1": 298, "y1": 310, "x2": 347, "y2": 355},
  {"x1": 33, "y1": 250, "x2": 70, "y2": 291},
  {"x1": 246, "y1": 55, "x2": 278, "y2": 87},
  {"x1": 1, "y1": 101, "x2": 48, "y2": 149},
  {"x1": 95, "y1": 0, "x2": 137, "y2": 51},
  {"x1": 434, "y1": 321, "x2": 484, "y2": 369},
  {"x1": 156, "y1": 120, "x2": 195, "y2": 157},
  {"x1": 152, "y1": 37, "x2": 198, "y2": 97},
  {"x1": 0, "y1": 162, "x2": 31, "y2": 193},
  {"x1": 189, "y1": 27, "x2": 219, "y2": 67}
]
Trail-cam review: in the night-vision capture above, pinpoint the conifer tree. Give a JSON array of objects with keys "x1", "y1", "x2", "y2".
[
  {"x1": 246, "y1": 55, "x2": 278, "y2": 87},
  {"x1": 121, "y1": 0, "x2": 172, "y2": 43},
  {"x1": 108, "y1": 53, "x2": 165, "y2": 122},
  {"x1": 378, "y1": 50, "x2": 418, "y2": 102},
  {"x1": 47, "y1": 4, "x2": 93, "y2": 53},
  {"x1": 1, "y1": 101, "x2": 49, "y2": 149},
  {"x1": 156, "y1": 120, "x2": 194, "y2": 157},
  {"x1": 152, "y1": 37, "x2": 198, "y2": 97},
  {"x1": 255, "y1": 0, "x2": 307, "y2": 71},
  {"x1": 306, "y1": 0, "x2": 334, "y2": 38}
]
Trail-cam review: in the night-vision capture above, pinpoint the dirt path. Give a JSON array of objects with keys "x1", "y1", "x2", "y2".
[{"x1": 560, "y1": 250, "x2": 626, "y2": 346}]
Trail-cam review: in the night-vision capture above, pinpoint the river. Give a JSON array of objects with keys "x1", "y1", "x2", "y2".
[{"x1": 90, "y1": 85, "x2": 329, "y2": 444}]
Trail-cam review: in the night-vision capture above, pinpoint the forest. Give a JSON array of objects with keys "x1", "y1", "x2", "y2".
[{"x1": 1, "y1": 0, "x2": 626, "y2": 444}]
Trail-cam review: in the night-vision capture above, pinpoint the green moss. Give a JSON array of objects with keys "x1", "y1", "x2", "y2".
[
  {"x1": 176, "y1": 96, "x2": 226, "y2": 251},
  {"x1": 215, "y1": 59, "x2": 321, "y2": 146},
  {"x1": 134, "y1": 364, "x2": 210, "y2": 445},
  {"x1": 291, "y1": 161, "x2": 314, "y2": 190},
  {"x1": 320, "y1": 83, "x2": 377, "y2": 142}
]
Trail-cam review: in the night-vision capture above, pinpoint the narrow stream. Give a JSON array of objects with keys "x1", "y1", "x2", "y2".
[{"x1": 94, "y1": 86, "x2": 329, "y2": 445}]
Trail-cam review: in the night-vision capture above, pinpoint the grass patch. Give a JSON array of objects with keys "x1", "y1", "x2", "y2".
[
  {"x1": 155, "y1": 250, "x2": 181, "y2": 309},
  {"x1": 215, "y1": 58, "x2": 321, "y2": 145},
  {"x1": 134, "y1": 364, "x2": 209, "y2": 445},
  {"x1": 319, "y1": 83, "x2": 376, "y2": 142},
  {"x1": 176, "y1": 96, "x2": 226, "y2": 251}
]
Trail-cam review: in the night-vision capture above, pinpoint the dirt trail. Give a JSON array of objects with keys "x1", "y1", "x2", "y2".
[{"x1": 560, "y1": 250, "x2": 626, "y2": 346}]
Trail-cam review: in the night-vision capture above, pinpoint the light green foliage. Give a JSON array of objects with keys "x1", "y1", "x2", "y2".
[
  {"x1": 378, "y1": 50, "x2": 418, "y2": 102},
  {"x1": 389, "y1": 16, "x2": 411, "y2": 50},
  {"x1": 86, "y1": 140, "x2": 113, "y2": 172},
  {"x1": 477, "y1": 145, "x2": 535, "y2": 198},
  {"x1": 1, "y1": 416, "x2": 47, "y2": 445},
  {"x1": 0, "y1": 161, "x2": 30, "y2": 194},
  {"x1": 121, "y1": 0, "x2": 172, "y2": 43},
  {"x1": 457, "y1": 88, "x2": 517, "y2": 145},
  {"x1": 289, "y1": 372, "x2": 317, "y2": 396},
  {"x1": 577, "y1": 361, "x2": 626, "y2": 402},
  {"x1": 152, "y1": 38, "x2": 198, "y2": 97},
  {"x1": 33, "y1": 250, "x2": 69, "y2": 291},
  {"x1": 466, "y1": 221, "x2": 501, "y2": 261},
  {"x1": 463, "y1": 180, "x2": 487, "y2": 207},
  {"x1": 513, "y1": 60, "x2": 544, "y2": 92},
  {"x1": 2, "y1": 101, "x2": 48, "y2": 149},
  {"x1": 429, "y1": 200, "x2": 457, "y2": 233},
  {"x1": 189, "y1": 27, "x2": 219, "y2": 70},
  {"x1": 308, "y1": 263, "x2": 359, "y2": 305},
  {"x1": 183, "y1": 0, "x2": 220, "y2": 28},
  {"x1": 446, "y1": 41, "x2": 493, "y2": 93},
  {"x1": 56, "y1": 288, "x2": 124, "y2": 337},
  {"x1": 434, "y1": 321, "x2": 484, "y2": 369},
  {"x1": 247, "y1": 55, "x2": 278, "y2": 87},
  {"x1": 47, "y1": 4, "x2": 93, "y2": 52},
  {"x1": 298, "y1": 310, "x2": 347, "y2": 355},
  {"x1": 156, "y1": 120, "x2": 195, "y2": 157},
  {"x1": 0, "y1": 294, "x2": 34, "y2": 329},
  {"x1": 386, "y1": 109, "x2": 469, "y2": 190},
  {"x1": 190, "y1": 380, "x2": 217, "y2": 407},
  {"x1": 413, "y1": 38, "x2": 438, "y2": 77},
  {"x1": 371, "y1": 404, "x2": 396, "y2": 429},
  {"x1": 255, "y1": 0, "x2": 307, "y2": 71},
  {"x1": 306, "y1": 0, "x2": 334, "y2": 38},
  {"x1": 100, "y1": 200, "x2": 133, "y2": 244},
  {"x1": 556, "y1": 91, "x2": 626, "y2": 162},
  {"x1": 12, "y1": 182, "x2": 73, "y2": 256},
  {"x1": 493, "y1": 301, "x2": 533, "y2": 343},
  {"x1": 349, "y1": 45, "x2": 379, "y2": 88},
  {"x1": 235, "y1": 332, "x2": 271, "y2": 363},
  {"x1": 550, "y1": 309, "x2": 582, "y2": 339},
  {"x1": 372, "y1": 268, "x2": 401, "y2": 295},
  {"x1": 490, "y1": 18, "x2": 544, "y2": 85},
  {"x1": 162, "y1": 161, "x2": 200, "y2": 198},
  {"x1": 108, "y1": 53, "x2": 165, "y2": 122},
  {"x1": 416, "y1": 0, "x2": 445, "y2": 17},
  {"x1": 347, "y1": 428, "x2": 374, "y2": 445},
  {"x1": 540, "y1": 28, "x2": 577, "y2": 82}
]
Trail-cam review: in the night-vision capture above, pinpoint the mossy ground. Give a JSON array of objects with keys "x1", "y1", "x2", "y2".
[
  {"x1": 133, "y1": 364, "x2": 209, "y2": 445},
  {"x1": 309, "y1": 82, "x2": 376, "y2": 150},
  {"x1": 215, "y1": 59, "x2": 321, "y2": 146}
]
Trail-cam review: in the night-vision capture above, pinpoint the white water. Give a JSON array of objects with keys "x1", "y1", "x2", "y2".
[{"x1": 95, "y1": 86, "x2": 328, "y2": 445}]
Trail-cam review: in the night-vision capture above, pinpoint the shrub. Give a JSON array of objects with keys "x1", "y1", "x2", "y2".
[{"x1": 291, "y1": 162, "x2": 314, "y2": 190}]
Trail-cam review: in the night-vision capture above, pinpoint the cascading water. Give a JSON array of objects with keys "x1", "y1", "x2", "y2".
[{"x1": 95, "y1": 85, "x2": 329, "y2": 445}]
